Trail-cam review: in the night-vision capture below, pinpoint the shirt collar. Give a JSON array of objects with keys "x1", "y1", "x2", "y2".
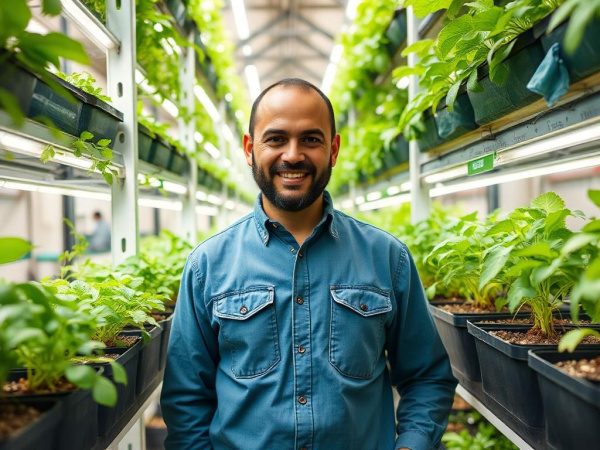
[{"x1": 253, "y1": 190, "x2": 339, "y2": 246}]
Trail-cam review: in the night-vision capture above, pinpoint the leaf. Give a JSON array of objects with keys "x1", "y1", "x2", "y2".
[
  {"x1": 40, "y1": 146, "x2": 55, "y2": 163},
  {"x1": 9, "y1": 327, "x2": 47, "y2": 346},
  {"x1": 545, "y1": 209, "x2": 570, "y2": 235},
  {"x1": 80, "y1": 131, "x2": 94, "y2": 141},
  {"x1": 0, "y1": 237, "x2": 32, "y2": 264},
  {"x1": 401, "y1": 39, "x2": 435, "y2": 58},
  {"x1": 589, "y1": 190, "x2": 600, "y2": 208},
  {"x1": 507, "y1": 275, "x2": 536, "y2": 311},
  {"x1": 583, "y1": 219, "x2": 600, "y2": 233},
  {"x1": 0, "y1": 0, "x2": 31, "y2": 44},
  {"x1": 18, "y1": 32, "x2": 90, "y2": 68},
  {"x1": 561, "y1": 233, "x2": 597, "y2": 255},
  {"x1": 471, "y1": 6, "x2": 503, "y2": 32},
  {"x1": 479, "y1": 245, "x2": 513, "y2": 290},
  {"x1": 548, "y1": 0, "x2": 578, "y2": 34},
  {"x1": 447, "y1": 0, "x2": 467, "y2": 18},
  {"x1": 467, "y1": 68, "x2": 483, "y2": 92},
  {"x1": 559, "y1": 328, "x2": 600, "y2": 353},
  {"x1": 531, "y1": 259, "x2": 561, "y2": 285},
  {"x1": 513, "y1": 242, "x2": 554, "y2": 258},
  {"x1": 109, "y1": 361, "x2": 128, "y2": 385},
  {"x1": 97, "y1": 139, "x2": 111, "y2": 147},
  {"x1": 92, "y1": 375, "x2": 117, "y2": 407},
  {"x1": 437, "y1": 14, "x2": 474, "y2": 59},
  {"x1": 563, "y1": 1, "x2": 596, "y2": 55},
  {"x1": 65, "y1": 364, "x2": 96, "y2": 389},
  {"x1": 0, "y1": 89, "x2": 25, "y2": 126},
  {"x1": 445, "y1": 80, "x2": 462, "y2": 111},
  {"x1": 531, "y1": 192, "x2": 566, "y2": 214},
  {"x1": 404, "y1": 0, "x2": 453, "y2": 19},
  {"x1": 42, "y1": 0, "x2": 62, "y2": 15}
]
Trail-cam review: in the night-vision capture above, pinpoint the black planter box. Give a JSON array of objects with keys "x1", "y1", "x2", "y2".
[
  {"x1": 168, "y1": 150, "x2": 188, "y2": 176},
  {"x1": 468, "y1": 32, "x2": 545, "y2": 126},
  {"x1": 138, "y1": 124, "x2": 155, "y2": 163},
  {"x1": 382, "y1": 134, "x2": 409, "y2": 172},
  {"x1": 94, "y1": 339, "x2": 142, "y2": 444},
  {"x1": 30, "y1": 74, "x2": 122, "y2": 147},
  {"x1": 538, "y1": 16, "x2": 600, "y2": 84},
  {"x1": 0, "y1": 399, "x2": 62, "y2": 450},
  {"x1": 435, "y1": 89, "x2": 478, "y2": 142},
  {"x1": 122, "y1": 326, "x2": 163, "y2": 400},
  {"x1": 0, "y1": 56, "x2": 37, "y2": 118},
  {"x1": 6, "y1": 370, "x2": 98, "y2": 450},
  {"x1": 429, "y1": 302, "x2": 526, "y2": 396},
  {"x1": 417, "y1": 110, "x2": 444, "y2": 152},
  {"x1": 150, "y1": 136, "x2": 173, "y2": 170},
  {"x1": 529, "y1": 348, "x2": 600, "y2": 450},
  {"x1": 383, "y1": 9, "x2": 407, "y2": 57},
  {"x1": 164, "y1": 0, "x2": 192, "y2": 33}
]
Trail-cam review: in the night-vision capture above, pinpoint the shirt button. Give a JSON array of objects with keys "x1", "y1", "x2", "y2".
[
  {"x1": 360, "y1": 303, "x2": 368, "y2": 312},
  {"x1": 240, "y1": 306, "x2": 248, "y2": 314},
  {"x1": 290, "y1": 248, "x2": 295, "y2": 253},
  {"x1": 298, "y1": 251, "x2": 303, "y2": 258},
  {"x1": 300, "y1": 447, "x2": 308, "y2": 450},
  {"x1": 298, "y1": 345, "x2": 306, "y2": 354},
  {"x1": 297, "y1": 296, "x2": 304, "y2": 305},
  {"x1": 272, "y1": 223, "x2": 278, "y2": 228},
  {"x1": 298, "y1": 396, "x2": 307, "y2": 405}
]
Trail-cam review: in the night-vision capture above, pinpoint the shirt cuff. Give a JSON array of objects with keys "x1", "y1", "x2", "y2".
[{"x1": 395, "y1": 429, "x2": 435, "y2": 450}]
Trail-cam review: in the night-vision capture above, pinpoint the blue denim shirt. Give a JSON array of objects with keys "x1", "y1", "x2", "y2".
[{"x1": 161, "y1": 191, "x2": 456, "y2": 450}]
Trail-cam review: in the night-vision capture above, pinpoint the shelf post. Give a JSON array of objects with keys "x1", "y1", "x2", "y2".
[
  {"x1": 180, "y1": 34, "x2": 198, "y2": 246},
  {"x1": 106, "y1": 0, "x2": 139, "y2": 264},
  {"x1": 407, "y1": 7, "x2": 430, "y2": 224}
]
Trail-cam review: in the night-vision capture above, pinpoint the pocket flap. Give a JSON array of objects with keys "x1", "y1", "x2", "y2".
[
  {"x1": 213, "y1": 287, "x2": 275, "y2": 320},
  {"x1": 330, "y1": 286, "x2": 392, "y2": 317}
]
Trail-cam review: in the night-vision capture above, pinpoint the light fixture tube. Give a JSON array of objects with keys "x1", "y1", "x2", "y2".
[
  {"x1": 358, "y1": 194, "x2": 412, "y2": 212},
  {"x1": 231, "y1": 0, "x2": 250, "y2": 40},
  {"x1": 196, "y1": 205, "x2": 219, "y2": 216},
  {"x1": 245, "y1": 65, "x2": 261, "y2": 102},
  {"x1": 194, "y1": 85, "x2": 221, "y2": 122},
  {"x1": 207, "y1": 194, "x2": 223, "y2": 205},
  {"x1": 162, "y1": 181, "x2": 188, "y2": 195},
  {"x1": 204, "y1": 142, "x2": 221, "y2": 159},
  {"x1": 366, "y1": 191, "x2": 382, "y2": 202},
  {"x1": 60, "y1": 0, "x2": 119, "y2": 52}
]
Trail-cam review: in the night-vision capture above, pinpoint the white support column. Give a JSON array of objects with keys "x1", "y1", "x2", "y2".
[
  {"x1": 180, "y1": 34, "x2": 198, "y2": 245},
  {"x1": 407, "y1": 7, "x2": 430, "y2": 224},
  {"x1": 107, "y1": 0, "x2": 139, "y2": 264}
]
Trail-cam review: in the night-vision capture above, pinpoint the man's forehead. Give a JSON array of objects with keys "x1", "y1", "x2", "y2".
[{"x1": 255, "y1": 86, "x2": 328, "y2": 124}]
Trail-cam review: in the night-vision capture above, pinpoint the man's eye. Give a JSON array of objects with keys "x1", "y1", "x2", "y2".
[
  {"x1": 305, "y1": 136, "x2": 322, "y2": 143},
  {"x1": 266, "y1": 136, "x2": 284, "y2": 143}
]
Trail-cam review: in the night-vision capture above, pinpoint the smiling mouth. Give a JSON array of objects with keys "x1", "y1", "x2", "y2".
[{"x1": 279, "y1": 172, "x2": 308, "y2": 179}]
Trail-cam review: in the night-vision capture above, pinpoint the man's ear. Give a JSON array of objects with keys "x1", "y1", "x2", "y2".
[
  {"x1": 243, "y1": 133, "x2": 253, "y2": 167},
  {"x1": 330, "y1": 133, "x2": 341, "y2": 168}
]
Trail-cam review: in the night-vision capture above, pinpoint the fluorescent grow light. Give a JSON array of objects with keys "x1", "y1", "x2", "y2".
[{"x1": 61, "y1": 0, "x2": 119, "y2": 52}]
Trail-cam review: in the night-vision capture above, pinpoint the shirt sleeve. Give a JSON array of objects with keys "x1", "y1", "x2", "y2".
[
  {"x1": 387, "y1": 244, "x2": 457, "y2": 450},
  {"x1": 161, "y1": 254, "x2": 219, "y2": 449}
]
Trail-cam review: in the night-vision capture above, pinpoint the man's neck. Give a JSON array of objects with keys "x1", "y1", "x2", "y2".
[{"x1": 262, "y1": 194, "x2": 325, "y2": 247}]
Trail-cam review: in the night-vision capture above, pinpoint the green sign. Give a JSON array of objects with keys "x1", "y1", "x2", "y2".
[{"x1": 468, "y1": 154, "x2": 494, "y2": 176}]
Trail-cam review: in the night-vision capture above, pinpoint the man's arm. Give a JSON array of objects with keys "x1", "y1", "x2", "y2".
[
  {"x1": 161, "y1": 255, "x2": 219, "y2": 449},
  {"x1": 387, "y1": 244, "x2": 457, "y2": 450}
]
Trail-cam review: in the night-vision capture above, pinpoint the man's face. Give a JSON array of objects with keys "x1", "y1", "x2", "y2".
[{"x1": 243, "y1": 86, "x2": 340, "y2": 212}]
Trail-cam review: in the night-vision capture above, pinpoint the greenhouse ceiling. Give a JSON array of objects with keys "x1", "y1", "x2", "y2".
[{"x1": 222, "y1": 0, "x2": 352, "y2": 98}]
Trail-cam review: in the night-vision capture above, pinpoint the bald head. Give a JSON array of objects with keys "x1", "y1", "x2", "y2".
[{"x1": 248, "y1": 78, "x2": 336, "y2": 141}]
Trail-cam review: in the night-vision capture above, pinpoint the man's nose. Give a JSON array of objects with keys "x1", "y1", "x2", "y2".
[{"x1": 281, "y1": 140, "x2": 304, "y2": 164}]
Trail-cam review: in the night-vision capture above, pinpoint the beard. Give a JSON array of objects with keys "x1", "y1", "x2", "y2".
[{"x1": 252, "y1": 153, "x2": 332, "y2": 212}]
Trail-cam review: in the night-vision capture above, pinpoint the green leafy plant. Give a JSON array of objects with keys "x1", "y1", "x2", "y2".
[
  {"x1": 443, "y1": 411, "x2": 518, "y2": 449},
  {"x1": 398, "y1": 0, "x2": 560, "y2": 140},
  {"x1": 558, "y1": 189, "x2": 600, "y2": 351},
  {"x1": 56, "y1": 71, "x2": 111, "y2": 103},
  {"x1": 0, "y1": 237, "x2": 32, "y2": 264},
  {"x1": 0, "y1": 280, "x2": 125, "y2": 406},
  {"x1": 480, "y1": 192, "x2": 582, "y2": 336}
]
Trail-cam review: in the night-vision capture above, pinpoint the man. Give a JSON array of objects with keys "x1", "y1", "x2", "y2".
[
  {"x1": 88, "y1": 211, "x2": 110, "y2": 252},
  {"x1": 161, "y1": 79, "x2": 456, "y2": 450}
]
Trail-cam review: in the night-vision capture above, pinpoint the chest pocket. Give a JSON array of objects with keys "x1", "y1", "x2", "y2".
[
  {"x1": 213, "y1": 286, "x2": 280, "y2": 378},
  {"x1": 329, "y1": 286, "x2": 392, "y2": 379}
]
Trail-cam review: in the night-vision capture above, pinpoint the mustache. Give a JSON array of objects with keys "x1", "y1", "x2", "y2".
[{"x1": 269, "y1": 162, "x2": 316, "y2": 177}]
